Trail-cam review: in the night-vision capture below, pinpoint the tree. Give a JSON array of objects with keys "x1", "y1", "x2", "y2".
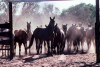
[
  {"x1": 0, "y1": 1, "x2": 9, "y2": 23},
  {"x1": 60, "y1": 3, "x2": 96, "y2": 26}
]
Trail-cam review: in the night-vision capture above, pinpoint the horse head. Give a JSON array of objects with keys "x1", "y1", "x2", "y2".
[
  {"x1": 27, "y1": 22, "x2": 31, "y2": 33},
  {"x1": 62, "y1": 24, "x2": 67, "y2": 35},
  {"x1": 49, "y1": 16, "x2": 55, "y2": 29}
]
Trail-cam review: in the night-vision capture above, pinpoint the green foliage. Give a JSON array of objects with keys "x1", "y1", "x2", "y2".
[{"x1": 60, "y1": 3, "x2": 96, "y2": 26}]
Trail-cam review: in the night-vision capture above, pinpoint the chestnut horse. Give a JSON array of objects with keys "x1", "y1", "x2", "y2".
[{"x1": 14, "y1": 29, "x2": 27, "y2": 56}]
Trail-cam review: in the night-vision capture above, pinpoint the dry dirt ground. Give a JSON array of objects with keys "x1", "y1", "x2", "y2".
[{"x1": 0, "y1": 41, "x2": 99, "y2": 67}]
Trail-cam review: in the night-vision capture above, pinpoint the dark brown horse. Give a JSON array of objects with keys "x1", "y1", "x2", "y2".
[
  {"x1": 36, "y1": 25, "x2": 47, "y2": 54},
  {"x1": 14, "y1": 29, "x2": 27, "y2": 56},
  {"x1": 53, "y1": 24, "x2": 65, "y2": 54},
  {"x1": 27, "y1": 17, "x2": 55, "y2": 56}
]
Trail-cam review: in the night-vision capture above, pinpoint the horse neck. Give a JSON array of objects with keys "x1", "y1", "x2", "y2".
[
  {"x1": 27, "y1": 27, "x2": 31, "y2": 33},
  {"x1": 46, "y1": 24, "x2": 54, "y2": 34},
  {"x1": 63, "y1": 28, "x2": 66, "y2": 34},
  {"x1": 57, "y1": 27, "x2": 60, "y2": 33}
]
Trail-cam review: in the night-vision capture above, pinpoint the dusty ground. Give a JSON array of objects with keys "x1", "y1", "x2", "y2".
[
  {"x1": 0, "y1": 53, "x2": 98, "y2": 67},
  {"x1": 0, "y1": 41, "x2": 99, "y2": 67}
]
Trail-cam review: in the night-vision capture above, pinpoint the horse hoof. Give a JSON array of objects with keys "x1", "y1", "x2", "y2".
[
  {"x1": 13, "y1": 53, "x2": 16, "y2": 57},
  {"x1": 53, "y1": 51, "x2": 56, "y2": 54}
]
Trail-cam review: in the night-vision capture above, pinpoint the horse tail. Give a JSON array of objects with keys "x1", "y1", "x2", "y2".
[{"x1": 27, "y1": 33, "x2": 34, "y2": 49}]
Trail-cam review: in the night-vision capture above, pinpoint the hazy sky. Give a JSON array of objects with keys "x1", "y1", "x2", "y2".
[
  {"x1": 0, "y1": 0, "x2": 96, "y2": 15},
  {"x1": 14, "y1": 0, "x2": 95, "y2": 15},
  {"x1": 39, "y1": 0, "x2": 95, "y2": 12}
]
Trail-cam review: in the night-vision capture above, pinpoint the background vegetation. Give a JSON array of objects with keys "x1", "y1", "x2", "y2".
[{"x1": 0, "y1": 2, "x2": 96, "y2": 30}]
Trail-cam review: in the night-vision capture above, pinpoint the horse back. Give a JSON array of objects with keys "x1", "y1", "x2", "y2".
[
  {"x1": 14, "y1": 29, "x2": 27, "y2": 43},
  {"x1": 33, "y1": 27, "x2": 54, "y2": 40}
]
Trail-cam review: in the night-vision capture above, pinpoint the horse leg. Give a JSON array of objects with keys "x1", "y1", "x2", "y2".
[
  {"x1": 24, "y1": 43, "x2": 27, "y2": 55},
  {"x1": 19, "y1": 43, "x2": 21, "y2": 57},
  {"x1": 47, "y1": 41, "x2": 50, "y2": 56},
  {"x1": 87, "y1": 39, "x2": 90, "y2": 52},
  {"x1": 60, "y1": 43, "x2": 62, "y2": 54},
  {"x1": 73, "y1": 40, "x2": 76, "y2": 53},
  {"x1": 70, "y1": 40, "x2": 73, "y2": 53},
  {"x1": 61, "y1": 41, "x2": 65, "y2": 54},
  {"x1": 67, "y1": 41, "x2": 69, "y2": 53},
  {"x1": 44, "y1": 41, "x2": 46, "y2": 53},
  {"x1": 53, "y1": 43, "x2": 57, "y2": 54},
  {"x1": 51, "y1": 40, "x2": 54, "y2": 56},
  {"x1": 81, "y1": 40, "x2": 84, "y2": 53},
  {"x1": 36, "y1": 39, "x2": 39, "y2": 55},
  {"x1": 39, "y1": 40, "x2": 43, "y2": 54},
  {"x1": 57, "y1": 44, "x2": 60, "y2": 55},
  {"x1": 77, "y1": 41, "x2": 80, "y2": 53},
  {"x1": 92, "y1": 39, "x2": 95, "y2": 47},
  {"x1": 14, "y1": 42, "x2": 16, "y2": 57}
]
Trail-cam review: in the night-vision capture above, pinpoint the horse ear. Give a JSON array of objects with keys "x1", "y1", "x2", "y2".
[
  {"x1": 56, "y1": 23, "x2": 58, "y2": 26},
  {"x1": 50, "y1": 17, "x2": 51, "y2": 20},
  {"x1": 75, "y1": 24, "x2": 76, "y2": 26},
  {"x1": 45, "y1": 25, "x2": 47, "y2": 27},
  {"x1": 72, "y1": 24, "x2": 73, "y2": 26},
  {"x1": 30, "y1": 22, "x2": 31, "y2": 24},
  {"x1": 66, "y1": 24, "x2": 67, "y2": 26},
  {"x1": 27, "y1": 22, "x2": 28, "y2": 24},
  {"x1": 53, "y1": 16, "x2": 55, "y2": 19}
]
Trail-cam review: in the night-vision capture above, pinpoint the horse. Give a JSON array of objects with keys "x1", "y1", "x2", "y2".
[
  {"x1": 27, "y1": 17, "x2": 55, "y2": 56},
  {"x1": 27, "y1": 22, "x2": 32, "y2": 41},
  {"x1": 65, "y1": 24, "x2": 77, "y2": 53},
  {"x1": 85, "y1": 25, "x2": 95, "y2": 52},
  {"x1": 26, "y1": 22, "x2": 32, "y2": 54},
  {"x1": 53, "y1": 23, "x2": 65, "y2": 54},
  {"x1": 62, "y1": 24, "x2": 67, "y2": 35},
  {"x1": 73, "y1": 24, "x2": 85, "y2": 53},
  {"x1": 14, "y1": 29, "x2": 28, "y2": 56},
  {"x1": 36, "y1": 25, "x2": 47, "y2": 54}
]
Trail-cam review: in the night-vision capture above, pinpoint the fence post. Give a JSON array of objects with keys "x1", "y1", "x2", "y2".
[
  {"x1": 9, "y1": 2, "x2": 13, "y2": 60},
  {"x1": 96, "y1": 0, "x2": 99, "y2": 63}
]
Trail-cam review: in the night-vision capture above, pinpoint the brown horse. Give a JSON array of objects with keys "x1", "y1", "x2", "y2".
[
  {"x1": 14, "y1": 29, "x2": 27, "y2": 56},
  {"x1": 53, "y1": 24, "x2": 65, "y2": 54},
  {"x1": 27, "y1": 17, "x2": 55, "y2": 56},
  {"x1": 27, "y1": 22, "x2": 32, "y2": 41},
  {"x1": 62, "y1": 24, "x2": 67, "y2": 35},
  {"x1": 86, "y1": 25, "x2": 95, "y2": 52},
  {"x1": 73, "y1": 24, "x2": 85, "y2": 53},
  {"x1": 26, "y1": 22, "x2": 32, "y2": 54},
  {"x1": 65, "y1": 24, "x2": 77, "y2": 53}
]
